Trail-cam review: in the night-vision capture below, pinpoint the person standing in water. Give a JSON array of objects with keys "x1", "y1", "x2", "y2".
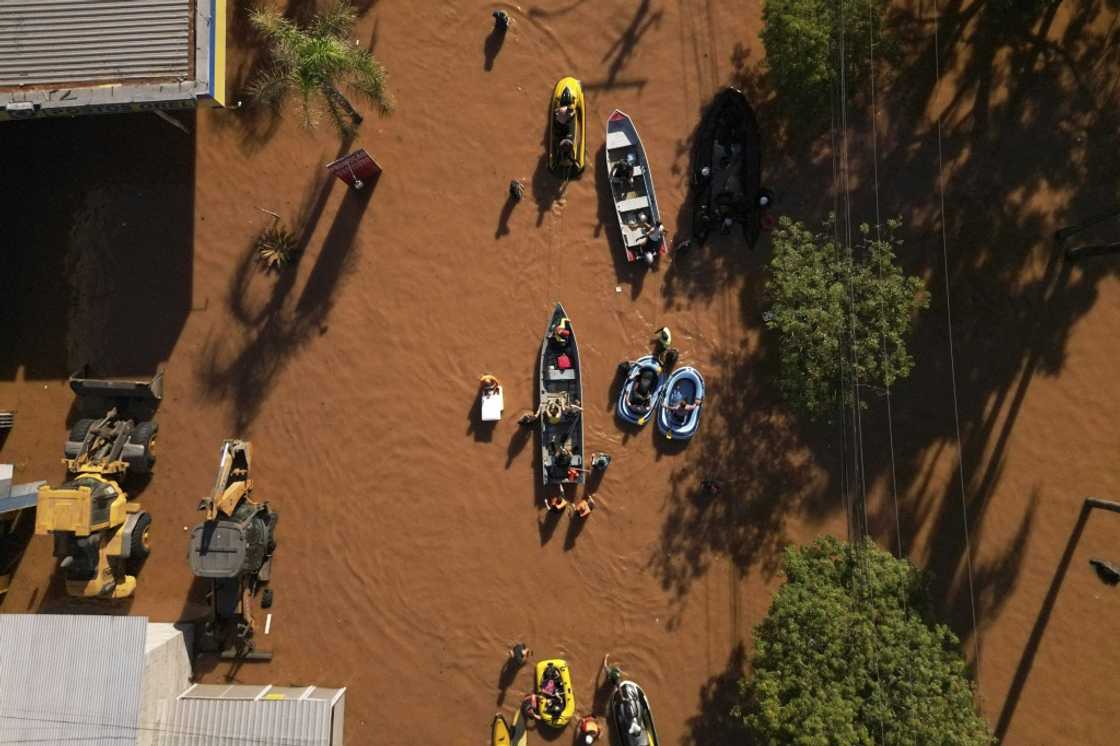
[
  {"x1": 509, "y1": 642, "x2": 531, "y2": 667},
  {"x1": 602, "y1": 653, "x2": 624, "y2": 687}
]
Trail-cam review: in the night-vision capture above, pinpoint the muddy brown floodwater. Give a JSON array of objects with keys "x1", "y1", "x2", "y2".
[{"x1": 2, "y1": 1, "x2": 1120, "y2": 744}]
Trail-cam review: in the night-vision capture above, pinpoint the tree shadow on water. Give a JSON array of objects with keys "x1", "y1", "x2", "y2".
[
  {"x1": 651, "y1": 334, "x2": 832, "y2": 622},
  {"x1": 600, "y1": 0, "x2": 663, "y2": 89},
  {"x1": 200, "y1": 163, "x2": 377, "y2": 433},
  {"x1": 682, "y1": 644, "x2": 749, "y2": 746}
]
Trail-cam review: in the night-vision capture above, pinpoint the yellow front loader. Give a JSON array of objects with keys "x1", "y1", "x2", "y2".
[{"x1": 35, "y1": 368, "x2": 162, "y2": 599}]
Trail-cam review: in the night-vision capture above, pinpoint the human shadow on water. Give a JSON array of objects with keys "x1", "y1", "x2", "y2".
[
  {"x1": 681, "y1": 644, "x2": 748, "y2": 746},
  {"x1": 562, "y1": 512, "x2": 586, "y2": 550},
  {"x1": 595, "y1": 143, "x2": 647, "y2": 299},
  {"x1": 532, "y1": 152, "x2": 566, "y2": 228},
  {"x1": 466, "y1": 394, "x2": 495, "y2": 443},
  {"x1": 483, "y1": 25, "x2": 507, "y2": 71},
  {"x1": 497, "y1": 657, "x2": 522, "y2": 706},
  {"x1": 506, "y1": 423, "x2": 532, "y2": 468},
  {"x1": 496, "y1": 192, "x2": 518, "y2": 239},
  {"x1": 538, "y1": 506, "x2": 562, "y2": 545}
]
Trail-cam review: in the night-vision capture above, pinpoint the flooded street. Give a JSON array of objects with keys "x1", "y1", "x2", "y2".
[{"x1": 2, "y1": 1, "x2": 1119, "y2": 743}]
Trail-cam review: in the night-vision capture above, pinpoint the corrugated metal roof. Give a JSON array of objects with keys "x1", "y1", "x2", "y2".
[
  {"x1": 0, "y1": 614, "x2": 147, "y2": 745},
  {"x1": 0, "y1": 0, "x2": 191, "y2": 87},
  {"x1": 161, "y1": 698, "x2": 334, "y2": 746}
]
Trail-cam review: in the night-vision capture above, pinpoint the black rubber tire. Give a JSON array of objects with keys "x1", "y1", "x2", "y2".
[
  {"x1": 68, "y1": 418, "x2": 96, "y2": 444},
  {"x1": 127, "y1": 421, "x2": 158, "y2": 474},
  {"x1": 129, "y1": 512, "x2": 152, "y2": 561},
  {"x1": 261, "y1": 589, "x2": 274, "y2": 609}
]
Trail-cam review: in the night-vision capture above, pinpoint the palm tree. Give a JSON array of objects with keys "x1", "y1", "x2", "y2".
[{"x1": 249, "y1": 0, "x2": 393, "y2": 132}]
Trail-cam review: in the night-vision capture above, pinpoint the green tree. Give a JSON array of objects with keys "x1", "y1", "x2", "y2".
[
  {"x1": 249, "y1": 0, "x2": 393, "y2": 132},
  {"x1": 761, "y1": 0, "x2": 888, "y2": 120},
  {"x1": 736, "y1": 537, "x2": 993, "y2": 745},
  {"x1": 764, "y1": 216, "x2": 928, "y2": 419}
]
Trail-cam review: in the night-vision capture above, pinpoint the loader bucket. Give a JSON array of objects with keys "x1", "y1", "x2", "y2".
[{"x1": 68, "y1": 366, "x2": 164, "y2": 402}]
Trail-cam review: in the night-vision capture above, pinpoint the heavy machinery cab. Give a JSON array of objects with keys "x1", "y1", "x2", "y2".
[
  {"x1": 189, "y1": 499, "x2": 277, "y2": 580},
  {"x1": 189, "y1": 439, "x2": 277, "y2": 661},
  {"x1": 37, "y1": 475, "x2": 127, "y2": 537},
  {"x1": 34, "y1": 368, "x2": 162, "y2": 599}
]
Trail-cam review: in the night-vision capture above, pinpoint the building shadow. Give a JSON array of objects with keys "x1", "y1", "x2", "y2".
[{"x1": 0, "y1": 112, "x2": 196, "y2": 381}]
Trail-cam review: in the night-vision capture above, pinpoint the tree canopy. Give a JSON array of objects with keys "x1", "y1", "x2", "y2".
[
  {"x1": 736, "y1": 536, "x2": 993, "y2": 745},
  {"x1": 249, "y1": 0, "x2": 393, "y2": 132},
  {"x1": 761, "y1": 0, "x2": 889, "y2": 120},
  {"x1": 764, "y1": 216, "x2": 928, "y2": 419}
]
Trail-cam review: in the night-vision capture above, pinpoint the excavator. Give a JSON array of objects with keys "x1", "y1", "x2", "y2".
[
  {"x1": 34, "y1": 368, "x2": 162, "y2": 598},
  {"x1": 188, "y1": 439, "x2": 278, "y2": 661}
]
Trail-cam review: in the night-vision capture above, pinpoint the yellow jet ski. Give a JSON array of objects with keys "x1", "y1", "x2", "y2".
[
  {"x1": 549, "y1": 77, "x2": 587, "y2": 175},
  {"x1": 535, "y1": 658, "x2": 576, "y2": 727},
  {"x1": 492, "y1": 713, "x2": 511, "y2": 746}
]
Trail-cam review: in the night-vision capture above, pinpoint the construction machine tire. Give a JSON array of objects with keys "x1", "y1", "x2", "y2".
[
  {"x1": 68, "y1": 418, "x2": 96, "y2": 443},
  {"x1": 129, "y1": 512, "x2": 152, "y2": 561},
  {"x1": 126, "y1": 421, "x2": 158, "y2": 473}
]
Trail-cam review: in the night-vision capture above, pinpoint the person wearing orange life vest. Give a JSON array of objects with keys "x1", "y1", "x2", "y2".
[{"x1": 576, "y1": 715, "x2": 602, "y2": 744}]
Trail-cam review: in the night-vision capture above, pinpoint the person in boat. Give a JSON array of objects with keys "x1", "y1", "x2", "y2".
[
  {"x1": 552, "y1": 442, "x2": 574, "y2": 474},
  {"x1": 552, "y1": 317, "x2": 572, "y2": 345},
  {"x1": 640, "y1": 220, "x2": 665, "y2": 265},
  {"x1": 664, "y1": 397, "x2": 701, "y2": 419},
  {"x1": 628, "y1": 365, "x2": 660, "y2": 410},
  {"x1": 555, "y1": 101, "x2": 576, "y2": 127},
  {"x1": 555, "y1": 88, "x2": 575, "y2": 126},
  {"x1": 576, "y1": 715, "x2": 602, "y2": 744},
  {"x1": 611, "y1": 155, "x2": 636, "y2": 191},
  {"x1": 523, "y1": 693, "x2": 543, "y2": 721},
  {"x1": 558, "y1": 137, "x2": 576, "y2": 167},
  {"x1": 479, "y1": 374, "x2": 500, "y2": 395}
]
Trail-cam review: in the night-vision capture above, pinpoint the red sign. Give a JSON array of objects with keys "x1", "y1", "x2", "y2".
[{"x1": 326, "y1": 149, "x2": 381, "y2": 189}]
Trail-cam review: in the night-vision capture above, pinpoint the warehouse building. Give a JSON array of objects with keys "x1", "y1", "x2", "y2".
[
  {"x1": 0, "y1": 0, "x2": 228, "y2": 121},
  {"x1": 0, "y1": 614, "x2": 346, "y2": 745}
]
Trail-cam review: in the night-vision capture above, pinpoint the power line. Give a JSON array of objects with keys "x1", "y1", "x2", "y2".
[
  {"x1": 865, "y1": 0, "x2": 904, "y2": 561},
  {"x1": 933, "y1": 0, "x2": 983, "y2": 690}
]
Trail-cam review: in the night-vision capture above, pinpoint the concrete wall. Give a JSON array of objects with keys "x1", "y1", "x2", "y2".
[
  {"x1": 138, "y1": 624, "x2": 192, "y2": 746},
  {"x1": 331, "y1": 692, "x2": 345, "y2": 746}
]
